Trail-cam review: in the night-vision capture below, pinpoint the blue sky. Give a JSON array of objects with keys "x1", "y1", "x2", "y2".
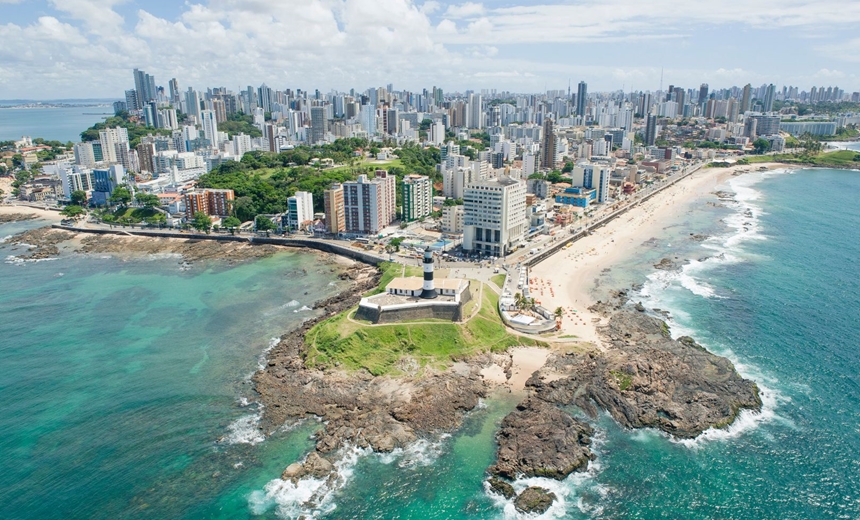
[{"x1": 1, "y1": 0, "x2": 858, "y2": 99}]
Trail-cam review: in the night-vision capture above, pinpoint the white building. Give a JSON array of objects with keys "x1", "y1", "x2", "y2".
[
  {"x1": 572, "y1": 163, "x2": 611, "y2": 203},
  {"x1": 402, "y1": 174, "x2": 432, "y2": 222},
  {"x1": 462, "y1": 176, "x2": 527, "y2": 256},
  {"x1": 287, "y1": 191, "x2": 314, "y2": 230},
  {"x1": 74, "y1": 142, "x2": 97, "y2": 168},
  {"x1": 442, "y1": 204, "x2": 464, "y2": 234},
  {"x1": 429, "y1": 121, "x2": 446, "y2": 146},
  {"x1": 98, "y1": 127, "x2": 129, "y2": 164},
  {"x1": 200, "y1": 109, "x2": 219, "y2": 147}
]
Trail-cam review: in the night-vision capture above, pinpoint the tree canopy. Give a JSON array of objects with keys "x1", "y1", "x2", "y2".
[{"x1": 191, "y1": 212, "x2": 212, "y2": 233}]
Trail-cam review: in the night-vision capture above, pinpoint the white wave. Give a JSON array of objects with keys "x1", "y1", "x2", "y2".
[
  {"x1": 0, "y1": 235, "x2": 12, "y2": 244},
  {"x1": 256, "y1": 337, "x2": 281, "y2": 372},
  {"x1": 248, "y1": 445, "x2": 368, "y2": 519},
  {"x1": 5, "y1": 255, "x2": 58, "y2": 265},
  {"x1": 294, "y1": 305, "x2": 312, "y2": 313},
  {"x1": 224, "y1": 412, "x2": 265, "y2": 445},
  {"x1": 375, "y1": 434, "x2": 451, "y2": 468},
  {"x1": 285, "y1": 299, "x2": 301, "y2": 307}
]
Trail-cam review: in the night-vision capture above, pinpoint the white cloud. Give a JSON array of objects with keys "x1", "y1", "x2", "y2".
[
  {"x1": 0, "y1": 0, "x2": 858, "y2": 98},
  {"x1": 443, "y1": 2, "x2": 484, "y2": 18}
]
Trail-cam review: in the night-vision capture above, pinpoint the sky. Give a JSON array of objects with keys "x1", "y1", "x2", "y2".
[{"x1": 1, "y1": 0, "x2": 859, "y2": 99}]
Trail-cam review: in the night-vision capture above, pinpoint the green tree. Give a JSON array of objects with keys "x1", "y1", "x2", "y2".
[
  {"x1": 136, "y1": 193, "x2": 161, "y2": 208},
  {"x1": 192, "y1": 212, "x2": 213, "y2": 234},
  {"x1": 222, "y1": 216, "x2": 242, "y2": 235},
  {"x1": 70, "y1": 190, "x2": 88, "y2": 206},
  {"x1": 752, "y1": 138, "x2": 771, "y2": 155},
  {"x1": 255, "y1": 215, "x2": 276, "y2": 235},
  {"x1": 561, "y1": 162, "x2": 574, "y2": 173},
  {"x1": 60, "y1": 205, "x2": 85, "y2": 219},
  {"x1": 109, "y1": 186, "x2": 132, "y2": 207},
  {"x1": 554, "y1": 307, "x2": 564, "y2": 320}
]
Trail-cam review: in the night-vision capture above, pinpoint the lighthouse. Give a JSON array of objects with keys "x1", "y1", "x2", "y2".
[{"x1": 420, "y1": 250, "x2": 438, "y2": 299}]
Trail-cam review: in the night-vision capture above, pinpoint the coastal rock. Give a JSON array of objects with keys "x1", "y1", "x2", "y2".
[
  {"x1": 689, "y1": 233, "x2": 710, "y2": 242},
  {"x1": 0, "y1": 213, "x2": 38, "y2": 224},
  {"x1": 6, "y1": 226, "x2": 76, "y2": 259},
  {"x1": 487, "y1": 477, "x2": 516, "y2": 499},
  {"x1": 490, "y1": 398, "x2": 593, "y2": 480},
  {"x1": 302, "y1": 452, "x2": 334, "y2": 479},
  {"x1": 532, "y1": 310, "x2": 762, "y2": 439},
  {"x1": 653, "y1": 257, "x2": 677, "y2": 270},
  {"x1": 281, "y1": 463, "x2": 304, "y2": 482},
  {"x1": 514, "y1": 487, "x2": 556, "y2": 515},
  {"x1": 78, "y1": 234, "x2": 284, "y2": 264}
]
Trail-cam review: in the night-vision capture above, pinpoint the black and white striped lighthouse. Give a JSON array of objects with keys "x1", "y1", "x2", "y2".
[{"x1": 420, "y1": 250, "x2": 438, "y2": 299}]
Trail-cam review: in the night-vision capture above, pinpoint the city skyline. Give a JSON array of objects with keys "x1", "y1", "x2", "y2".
[{"x1": 1, "y1": 0, "x2": 860, "y2": 99}]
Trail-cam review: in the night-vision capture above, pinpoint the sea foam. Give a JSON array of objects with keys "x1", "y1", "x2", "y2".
[{"x1": 248, "y1": 445, "x2": 369, "y2": 519}]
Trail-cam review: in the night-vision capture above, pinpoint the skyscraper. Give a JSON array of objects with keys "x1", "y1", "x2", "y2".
[
  {"x1": 467, "y1": 93, "x2": 483, "y2": 129},
  {"x1": 310, "y1": 106, "x2": 327, "y2": 144},
  {"x1": 740, "y1": 84, "x2": 752, "y2": 114},
  {"x1": 540, "y1": 117, "x2": 556, "y2": 169},
  {"x1": 763, "y1": 84, "x2": 776, "y2": 112},
  {"x1": 698, "y1": 83, "x2": 709, "y2": 107},
  {"x1": 644, "y1": 114, "x2": 657, "y2": 146},
  {"x1": 576, "y1": 81, "x2": 588, "y2": 120},
  {"x1": 200, "y1": 110, "x2": 219, "y2": 145}
]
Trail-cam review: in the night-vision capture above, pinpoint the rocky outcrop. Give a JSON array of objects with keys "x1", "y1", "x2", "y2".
[
  {"x1": 487, "y1": 477, "x2": 515, "y2": 499},
  {"x1": 487, "y1": 288, "x2": 762, "y2": 487},
  {"x1": 5, "y1": 226, "x2": 76, "y2": 259},
  {"x1": 514, "y1": 487, "x2": 556, "y2": 515},
  {"x1": 653, "y1": 257, "x2": 679, "y2": 270},
  {"x1": 490, "y1": 398, "x2": 593, "y2": 480},
  {"x1": 0, "y1": 213, "x2": 38, "y2": 224},
  {"x1": 254, "y1": 264, "x2": 490, "y2": 492}
]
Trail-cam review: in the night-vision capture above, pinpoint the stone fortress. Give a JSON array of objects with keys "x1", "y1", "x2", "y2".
[{"x1": 355, "y1": 250, "x2": 471, "y2": 323}]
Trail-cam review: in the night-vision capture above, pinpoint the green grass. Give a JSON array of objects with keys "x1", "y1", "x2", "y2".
[
  {"x1": 741, "y1": 150, "x2": 860, "y2": 167},
  {"x1": 365, "y1": 262, "x2": 403, "y2": 296},
  {"x1": 303, "y1": 282, "x2": 547, "y2": 376},
  {"x1": 610, "y1": 370, "x2": 633, "y2": 391},
  {"x1": 490, "y1": 274, "x2": 506, "y2": 289},
  {"x1": 112, "y1": 207, "x2": 158, "y2": 221}
]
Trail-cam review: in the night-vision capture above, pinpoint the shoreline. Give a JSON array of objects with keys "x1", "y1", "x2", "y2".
[{"x1": 529, "y1": 162, "x2": 785, "y2": 350}]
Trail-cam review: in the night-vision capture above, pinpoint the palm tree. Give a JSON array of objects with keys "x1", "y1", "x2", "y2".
[{"x1": 554, "y1": 307, "x2": 564, "y2": 320}]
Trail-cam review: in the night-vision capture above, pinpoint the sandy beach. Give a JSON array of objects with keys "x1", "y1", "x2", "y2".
[
  {"x1": 0, "y1": 202, "x2": 64, "y2": 223},
  {"x1": 530, "y1": 162, "x2": 783, "y2": 349}
]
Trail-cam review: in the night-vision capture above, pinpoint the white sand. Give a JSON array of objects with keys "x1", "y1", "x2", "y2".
[
  {"x1": 530, "y1": 163, "x2": 783, "y2": 349},
  {"x1": 0, "y1": 203, "x2": 64, "y2": 223}
]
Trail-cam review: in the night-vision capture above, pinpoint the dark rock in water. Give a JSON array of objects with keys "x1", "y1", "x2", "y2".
[
  {"x1": 514, "y1": 487, "x2": 556, "y2": 515},
  {"x1": 689, "y1": 234, "x2": 709, "y2": 242},
  {"x1": 490, "y1": 398, "x2": 593, "y2": 480},
  {"x1": 487, "y1": 477, "x2": 516, "y2": 499},
  {"x1": 653, "y1": 258, "x2": 676, "y2": 270},
  {"x1": 634, "y1": 302, "x2": 646, "y2": 312}
]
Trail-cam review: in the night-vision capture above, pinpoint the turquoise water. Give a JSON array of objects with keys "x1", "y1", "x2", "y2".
[
  {"x1": 0, "y1": 106, "x2": 113, "y2": 143},
  {"x1": 0, "y1": 223, "x2": 347, "y2": 519},
  {"x1": 3, "y1": 168, "x2": 860, "y2": 520}
]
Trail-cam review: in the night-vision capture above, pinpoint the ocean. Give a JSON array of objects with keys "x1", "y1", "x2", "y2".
[
  {"x1": 0, "y1": 105, "x2": 114, "y2": 143},
  {"x1": 2, "y1": 167, "x2": 859, "y2": 519}
]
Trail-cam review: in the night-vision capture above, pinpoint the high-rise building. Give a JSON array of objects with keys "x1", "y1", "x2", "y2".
[
  {"x1": 124, "y1": 90, "x2": 138, "y2": 112},
  {"x1": 133, "y1": 68, "x2": 157, "y2": 108},
  {"x1": 286, "y1": 191, "x2": 314, "y2": 230},
  {"x1": 644, "y1": 114, "x2": 658, "y2": 146},
  {"x1": 98, "y1": 127, "x2": 129, "y2": 164},
  {"x1": 200, "y1": 110, "x2": 219, "y2": 146},
  {"x1": 763, "y1": 84, "x2": 776, "y2": 112},
  {"x1": 740, "y1": 84, "x2": 752, "y2": 114},
  {"x1": 540, "y1": 117, "x2": 556, "y2": 169},
  {"x1": 184, "y1": 189, "x2": 235, "y2": 219},
  {"x1": 310, "y1": 106, "x2": 327, "y2": 144},
  {"x1": 342, "y1": 172, "x2": 396, "y2": 234},
  {"x1": 74, "y1": 142, "x2": 97, "y2": 168},
  {"x1": 698, "y1": 83, "x2": 709, "y2": 107},
  {"x1": 576, "y1": 81, "x2": 588, "y2": 120},
  {"x1": 462, "y1": 176, "x2": 527, "y2": 256},
  {"x1": 168, "y1": 78, "x2": 180, "y2": 105},
  {"x1": 323, "y1": 183, "x2": 345, "y2": 234},
  {"x1": 467, "y1": 93, "x2": 483, "y2": 129},
  {"x1": 401, "y1": 175, "x2": 432, "y2": 222}
]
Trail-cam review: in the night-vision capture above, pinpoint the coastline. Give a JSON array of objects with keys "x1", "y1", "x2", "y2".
[{"x1": 529, "y1": 162, "x2": 785, "y2": 350}]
